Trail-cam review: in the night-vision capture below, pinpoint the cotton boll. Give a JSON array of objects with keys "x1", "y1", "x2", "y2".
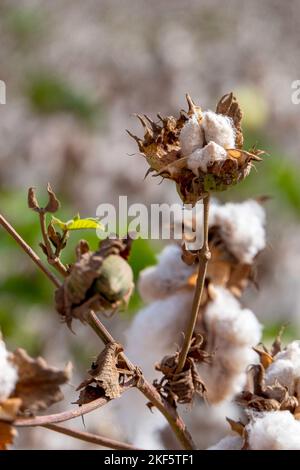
[
  {"x1": 187, "y1": 141, "x2": 227, "y2": 174},
  {"x1": 202, "y1": 111, "x2": 236, "y2": 149},
  {"x1": 208, "y1": 435, "x2": 243, "y2": 450},
  {"x1": 199, "y1": 287, "x2": 262, "y2": 403},
  {"x1": 247, "y1": 411, "x2": 300, "y2": 450},
  {"x1": 265, "y1": 341, "x2": 300, "y2": 395},
  {"x1": 204, "y1": 287, "x2": 262, "y2": 347},
  {"x1": 212, "y1": 200, "x2": 266, "y2": 263},
  {"x1": 116, "y1": 291, "x2": 193, "y2": 448},
  {"x1": 138, "y1": 244, "x2": 194, "y2": 303},
  {"x1": 0, "y1": 339, "x2": 18, "y2": 401},
  {"x1": 179, "y1": 115, "x2": 204, "y2": 156}
]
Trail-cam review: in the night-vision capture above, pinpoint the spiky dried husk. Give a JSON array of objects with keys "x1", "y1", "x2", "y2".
[
  {"x1": 129, "y1": 93, "x2": 264, "y2": 205},
  {"x1": 153, "y1": 335, "x2": 210, "y2": 407}
]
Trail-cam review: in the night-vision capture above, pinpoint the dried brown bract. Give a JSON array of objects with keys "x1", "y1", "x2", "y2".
[
  {"x1": 154, "y1": 335, "x2": 210, "y2": 407},
  {"x1": 55, "y1": 238, "x2": 134, "y2": 328},
  {"x1": 76, "y1": 342, "x2": 131, "y2": 402},
  {"x1": 11, "y1": 348, "x2": 72, "y2": 414}
]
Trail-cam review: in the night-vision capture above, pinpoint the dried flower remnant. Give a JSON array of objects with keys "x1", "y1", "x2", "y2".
[
  {"x1": 154, "y1": 335, "x2": 209, "y2": 407},
  {"x1": 236, "y1": 337, "x2": 300, "y2": 415},
  {"x1": 55, "y1": 238, "x2": 134, "y2": 328},
  {"x1": 129, "y1": 93, "x2": 264, "y2": 205}
]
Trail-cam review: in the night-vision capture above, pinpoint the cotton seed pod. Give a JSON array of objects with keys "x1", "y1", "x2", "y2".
[
  {"x1": 129, "y1": 93, "x2": 264, "y2": 205},
  {"x1": 93, "y1": 254, "x2": 134, "y2": 303},
  {"x1": 55, "y1": 238, "x2": 134, "y2": 328}
]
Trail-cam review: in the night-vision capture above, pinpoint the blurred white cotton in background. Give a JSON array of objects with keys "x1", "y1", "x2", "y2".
[{"x1": 0, "y1": 338, "x2": 18, "y2": 402}]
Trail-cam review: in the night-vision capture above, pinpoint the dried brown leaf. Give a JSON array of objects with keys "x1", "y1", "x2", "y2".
[
  {"x1": 44, "y1": 183, "x2": 60, "y2": 213},
  {"x1": 77, "y1": 343, "x2": 124, "y2": 400},
  {"x1": 11, "y1": 349, "x2": 72, "y2": 414},
  {"x1": 0, "y1": 422, "x2": 17, "y2": 450}
]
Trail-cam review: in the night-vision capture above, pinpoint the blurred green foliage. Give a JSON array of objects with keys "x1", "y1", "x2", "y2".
[
  {"x1": 3, "y1": 6, "x2": 44, "y2": 45},
  {"x1": 26, "y1": 73, "x2": 101, "y2": 123}
]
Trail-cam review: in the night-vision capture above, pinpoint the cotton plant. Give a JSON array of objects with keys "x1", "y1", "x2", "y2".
[
  {"x1": 2, "y1": 91, "x2": 297, "y2": 452},
  {"x1": 118, "y1": 198, "x2": 265, "y2": 448}
]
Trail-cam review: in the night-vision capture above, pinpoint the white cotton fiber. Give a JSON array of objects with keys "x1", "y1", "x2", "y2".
[
  {"x1": 138, "y1": 244, "x2": 194, "y2": 303},
  {"x1": 180, "y1": 114, "x2": 204, "y2": 156},
  {"x1": 202, "y1": 111, "x2": 236, "y2": 149},
  {"x1": 247, "y1": 411, "x2": 300, "y2": 450},
  {"x1": 199, "y1": 287, "x2": 262, "y2": 403},
  {"x1": 0, "y1": 339, "x2": 18, "y2": 401},
  {"x1": 187, "y1": 141, "x2": 227, "y2": 174},
  {"x1": 211, "y1": 200, "x2": 266, "y2": 263}
]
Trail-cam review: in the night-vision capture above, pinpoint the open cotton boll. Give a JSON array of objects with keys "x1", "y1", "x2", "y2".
[
  {"x1": 265, "y1": 341, "x2": 300, "y2": 395},
  {"x1": 199, "y1": 287, "x2": 262, "y2": 403},
  {"x1": 211, "y1": 200, "x2": 266, "y2": 264},
  {"x1": 187, "y1": 141, "x2": 227, "y2": 174},
  {"x1": 247, "y1": 411, "x2": 300, "y2": 450},
  {"x1": 202, "y1": 111, "x2": 236, "y2": 149},
  {"x1": 179, "y1": 114, "x2": 204, "y2": 156},
  {"x1": 0, "y1": 339, "x2": 18, "y2": 401},
  {"x1": 116, "y1": 291, "x2": 193, "y2": 448},
  {"x1": 138, "y1": 244, "x2": 194, "y2": 303},
  {"x1": 208, "y1": 435, "x2": 243, "y2": 450}
]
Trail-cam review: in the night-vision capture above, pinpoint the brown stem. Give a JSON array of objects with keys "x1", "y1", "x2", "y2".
[
  {"x1": 1, "y1": 214, "x2": 196, "y2": 450},
  {"x1": 42, "y1": 423, "x2": 140, "y2": 450},
  {"x1": 39, "y1": 211, "x2": 69, "y2": 277},
  {"x1": 176, "y1": 194, "x2": 211, "y2": 373},
  {"x1": 0, "y1": 213, "x2": 61, "y2": 288},
  {"x1": 87, "y1": 311, "x2": 196, "y2": 449}
]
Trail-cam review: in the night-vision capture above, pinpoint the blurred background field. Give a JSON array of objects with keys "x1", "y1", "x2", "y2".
[{"x1": 1, "y1": 0, "x2": 300, "y2": 448}]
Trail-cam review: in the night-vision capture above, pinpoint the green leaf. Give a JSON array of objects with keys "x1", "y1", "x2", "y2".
[{"x1": 51, "y1": 215, "x2": 103, "y2": 231}]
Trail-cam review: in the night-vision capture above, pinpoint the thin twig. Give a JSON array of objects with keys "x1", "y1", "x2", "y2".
[
  {"x1": 0, "y1": 213, "x2": 61, "y2": 288},
  {"x1": 1, "y1": 213, "x2": 196, "y2": 450},
  {"x1": 39, "y1": 211, "x2": 69, "y2": 277},
  {"x1": 42, "y1": 423, "x2": 140, "y2": 450},
  {"x1": 176, "y1": 194, "x2": 211, "y2": 373},
  {"x1": 15, "y1": 397, "x2": 113, "y2": 427}
]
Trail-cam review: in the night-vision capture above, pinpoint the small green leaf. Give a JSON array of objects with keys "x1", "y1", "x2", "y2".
[{"x1": 51, "y1": 215, "x2": 103, "y2": 231}]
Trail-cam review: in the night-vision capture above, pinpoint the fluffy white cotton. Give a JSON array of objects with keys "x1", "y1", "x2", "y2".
[
  {"x1": 116, "y1": 291, "x2": 193, "y2": 448},
  {"x1": 247, "y1": 411, "x2": 300, "y2": 450},
  {"x1": 208, "y1": 435, "x2": 243, "y2": 450},
  {"x1": 265, "y1": 341, "x2": 300, "y2": 396},
  {"x1": 211, "y1": 200, "x2": 266, "y2": 263},
  {"x1": 138, "y1": 244, "x2": 194, "y2": 303},
  {"x1": 202, "y1": 111, "x2": 236, "y2": 149},
  {"x1": 180, "y1": 114, "x2": 204, "y2": 156},
  {"x1": 0, "y1": 339, "x2": 18, "y2": 401},
  {"x1": 187, "y1": 141, "x2": 227, "y2": 174},
  {"x1": 199, "y1": 287, "x2": 262, "y2": 403},
  {"x1": 184, "y1": 401, "x2": 240, "y2": 450}
]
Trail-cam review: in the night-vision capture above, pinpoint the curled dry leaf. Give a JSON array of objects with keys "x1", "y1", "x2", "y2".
[
  {"x1": 154, "y1": 334, "x2": 210, "y2": 407},
  {"x1": 27, "y1": 187, "x2": 40, "y2": 212},
  {"x1": 44, "y1": 183, "x2": 60, "y2": 213},
  {"x1": 77, "y1": 342, "x2": 126, "y2": 401},
  {"x1": 11, "y1": 348, "x2": 72, "y2": 414}
]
